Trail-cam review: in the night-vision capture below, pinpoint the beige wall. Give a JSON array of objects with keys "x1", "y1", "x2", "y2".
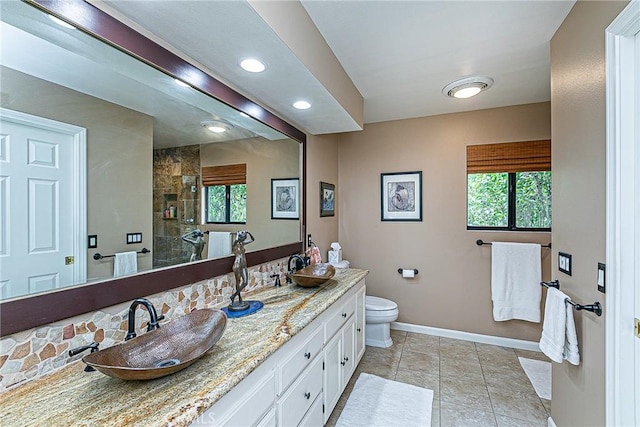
[
  {"x1": 200, "y1": 137, "x2": 300, "y2": 251},
  {"x1": 550, "y1": 1, "x2": 628, "y2": 425},
  {"x1": 0, "y1": 67, "x2": 153, "y2": 281},
  {"x1": 337, "y1": 102, "x2": 551, "y2": 341},
  {"x1": 305, "y1": 134, "x2": 340, "y2": 259}
]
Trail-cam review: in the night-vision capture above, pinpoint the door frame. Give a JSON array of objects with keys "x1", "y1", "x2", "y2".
[
  {"x1": 0, "y1": 108, "x2": 87, "y2": 287},
  {"x1": 605, "y1": 1, "x2": 639, "y2": 426}
]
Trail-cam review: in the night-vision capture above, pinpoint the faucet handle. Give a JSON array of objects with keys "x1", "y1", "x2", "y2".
[
  {"x1": 270, "y1": 274, "x2": 281, "y2": 287},
  {"x1": 146, "y1": 314, "x2": 165, "y2": 331},
  {"x1": 68, "y1": 342, "x2": 100, "y2": 372}
]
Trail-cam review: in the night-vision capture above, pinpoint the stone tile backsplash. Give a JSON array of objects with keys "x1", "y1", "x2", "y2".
[{"x1": 0, "y1": 258, "x2": 287, "y2": 391}]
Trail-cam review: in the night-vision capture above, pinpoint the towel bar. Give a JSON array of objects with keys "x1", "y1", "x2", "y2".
[
  {"x1": 476, "y1": 239, "x2": 551, "y2": 248},
  {"x1": 540, "y1": 280, "x2": 602, "y2": 316},
  {"x1": 397, "y1": 268, "x2": 418, "y2": 275},
  {"x1": 93, "y1": 248, "x2": 150, "y2": 260}
]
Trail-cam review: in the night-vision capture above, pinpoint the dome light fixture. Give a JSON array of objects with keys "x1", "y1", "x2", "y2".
[
  {"x1": 443, "y1": 76, "x2": 494, "y2": 99},
  {"x1": 240, "y1": 58, "x2": 266, "y2": 73},
  {"x1": 293, "y1": 100, "x2": 311, "y2": 110},
  {"x1": 201, "y1": 120, "x2": 233, "y2": 134}
]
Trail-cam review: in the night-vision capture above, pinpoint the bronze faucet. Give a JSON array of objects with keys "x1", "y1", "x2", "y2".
[{"x1": 125, "y1": 298, "x2": 164, "y2": 341}]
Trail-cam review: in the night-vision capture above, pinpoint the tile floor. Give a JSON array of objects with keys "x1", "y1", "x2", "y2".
[{"x1": 326, "y1": 330, "x2": 551, "y2": 427}]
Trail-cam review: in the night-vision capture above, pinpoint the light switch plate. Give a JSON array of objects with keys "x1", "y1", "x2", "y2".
[
  {"x1": 127, "y1": 232, "x2": 142, "y2": 244},
  {"x1": 597, "y1": 262, "x2": 606, "y2": 293},
  {"x1": 88, "y1": 234, "x2": 97, "y2": 249},
  {"x1": 559, "y1": 252, "x2": 572, "y2": 275}
]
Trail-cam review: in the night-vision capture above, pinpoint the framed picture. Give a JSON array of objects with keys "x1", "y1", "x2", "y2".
[
  {"x1": 320, "y1": 182, "x2": 335, "y2": 217},
  {"x1": 271, "y1": 178, "x2": 299, "y2": 219},
  {"x1": 381, "y1": 171, "x2": 422, "y2": 221}
]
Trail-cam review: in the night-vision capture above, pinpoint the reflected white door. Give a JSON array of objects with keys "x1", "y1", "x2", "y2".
[{"x1": 0, "y1": 108, "x2": 86, "y2": 299}]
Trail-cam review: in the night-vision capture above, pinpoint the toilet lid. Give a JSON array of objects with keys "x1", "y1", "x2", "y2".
[{"x1": 365, "y1": 295, "x2": 398, "y2": 311}]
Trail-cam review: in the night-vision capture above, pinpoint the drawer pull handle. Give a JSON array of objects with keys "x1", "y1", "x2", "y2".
[
  {"x1": 305, "y1": 392, "x2": 311, "y2": 399},
  {"x1": 357, "y1": 328, "x2": 361, "y2": 332},
  {"x1": 341, "y1": 360, "x2": 346, "y2": 366},
  {"x1": 342, "y1": 313, "x2": 347, "y2": 318},
  {"x1": 344, "y1": 356, "x2": 349, "y2": 362},
  {"x1": 304, "y1": 352, "x2": 311, "y2": 359}
]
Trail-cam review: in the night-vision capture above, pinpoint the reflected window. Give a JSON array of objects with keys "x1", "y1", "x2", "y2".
[
  {"x1": 206, "y1": 184, "x2": 246, "y2": 223},
  {"x1": 202, "y1": 163, "x2": 247, "y2": 224}
]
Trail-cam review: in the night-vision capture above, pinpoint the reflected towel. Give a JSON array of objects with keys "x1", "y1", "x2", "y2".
[
  {"x1": 491, "y1": 242, "x2": 542, "y2": 323},
  {"x1": 207, "y1": 232, "x2": 232, "y2": 259},
  {"x1": 114, "y1": 251, "x2": 137, "y2": 277},
  {"x1": 539, "y1": 287, "x2": 580, "y2": 365}
]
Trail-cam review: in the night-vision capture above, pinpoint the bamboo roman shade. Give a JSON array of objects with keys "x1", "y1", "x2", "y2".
[
  {"x1": 202, "y1": 163, "x2": 246, "y2": 186},
  {"x1": 466, "y1": 140, "x2": 551, "y2": 174}
]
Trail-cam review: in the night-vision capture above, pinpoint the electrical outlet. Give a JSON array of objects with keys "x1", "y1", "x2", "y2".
[
  {"x1": 307, "y1": 234, "x2": 312, "y2": 247},
  {"x1": 597, "y1": 262, "x2": 606, "y2": 293},
  {"x1": 559, "y1": 252, "x2": 572, "y2": 275}
]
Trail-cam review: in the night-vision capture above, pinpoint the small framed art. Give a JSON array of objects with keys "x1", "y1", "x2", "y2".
[
  {"x1": 320, "y1": 182, "x2": 335, "y2": 217},
  {"x1": 271, "y1": 178, "x2": 299, "y2": 219},
  {"x1": 381, "y1": 171, "x2": 422, "y2": 221}
]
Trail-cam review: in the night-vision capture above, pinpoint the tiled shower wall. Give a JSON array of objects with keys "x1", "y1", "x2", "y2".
[
  {"x1": 0, "y1": 257, "x2": 288, "y2": 391},
  {"x1": 153, "y1": 145, "x2": 202, "y2": 268}
]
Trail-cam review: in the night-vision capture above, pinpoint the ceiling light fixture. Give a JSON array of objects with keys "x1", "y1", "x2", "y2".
[
  {"x1": 293, "y1": 100, "x2": 311, "y2": 110},
  {"x1": 240, "y1": 58, "x2": 266, "y2": 73},
  {"x1": 201, "y1": 120, "x2": 233, "y2": 134},
  {"x1": 442, "y1": 76, "x2": 494, "y2": 99},
  {"x1": 48, "y1": 14, "x2": 76, "y2": 29}
]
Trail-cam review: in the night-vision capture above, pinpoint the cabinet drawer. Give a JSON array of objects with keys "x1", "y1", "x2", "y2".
[
  {"x1": 298, "y1": 393, "x2": 323, "y2": 427},
  {"x1": 278, "y1": 354, "x2": 323, "y2": 427},
  {"x1": 278, "y1": 326, "x2": 323, "y2": 394},
  {"x1": 221, "y1": 371, "x2": 275, "y2": 427},
  {"x1": 325, "y1": 295, "x2": 355, "y2": 342}
]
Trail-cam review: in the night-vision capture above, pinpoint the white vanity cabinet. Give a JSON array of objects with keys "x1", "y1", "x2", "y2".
[{"x1": 196, "y1": 279, "x2": 366, "y2": 427}]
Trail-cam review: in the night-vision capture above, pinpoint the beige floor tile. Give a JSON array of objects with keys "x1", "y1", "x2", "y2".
[
  {"x1": 440, "y1": 357, "x2": 484, "y2": 380},
  {"x1": 476, "y1": 343, "x2": 520, "y2": 368},
  {"x1": 399, "y1": 349, "x2": 440, "y2": 375},
  {"x1": 405, "y1": 336, "x2": 440, "y2": 356},
  {"x1": 495, "y1": 414, "x2": 548, "y2": 427},
  {"x1": 440, "y1": 375, "x2": 492, "y2": 412},
  {"x1": 440, "y1": 337, "x2": 476, "y2": 348},
  {"x1": 395, "y1": 367, "x2": 440, "y2": 402},
  {"x1": 481, "y1": 363, "x2": 536, "y2": 394},
  {"x1": 407, "y1": 332, "x2": 440, "y2": 344},
  {"x1": 390, "y1": 329, "x2": 408, "y2": 340},
  {"x1": 439, "y1": 343, "x2": 480, "y2": 362},
  {"x1": 440, "y1": 402, "x2": 497, "y2": 427},
  {"x1": 362, "y1": 345, "x2": 402, "y2": 366},
  {"x1": 515, "y1": 349, "x2": 551, "y2": 362},
  {"x1": 355, "y1": 360, "x2": 397, "y2": 380},
  {"x1": 488, "y1": 387, "x2": 549, "y2": 423},
  {"x1": 541, "y1": 398, "x2": 551, "y2": 415}
]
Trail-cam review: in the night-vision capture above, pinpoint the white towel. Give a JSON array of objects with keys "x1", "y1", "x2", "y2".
[
  {"x1": 539, "y1": 287, "x2": 580, "y2": 365},
  {"x1": 491, "y1": 242, "x2": 542, "y2": 322},
  {"x1": 207, "y1": 232, "x2": 232, "y2": 259},
  {"x1": 114, "y1": 251, "x2": 137, "y2": 277}
]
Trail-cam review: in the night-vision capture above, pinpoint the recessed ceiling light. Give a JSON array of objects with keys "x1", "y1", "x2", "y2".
[
  {"x1": 240, "y1": 58, "x2": 266, "y2": 73},
  {"x1": 442, "y1": 76, "x2": 494, "y2": 99},
  {"x1": 293, "y1": 100, "x2": 311, "y2": 110},
  {"x1": 201, "y1": 120, "x2": 233, "y2": 134},
  {"x1": 48, "y1": 14, "x2": 76, "y2": 30},
  {"x1": 174, "y1": 78, "x2": 190, "y2": 88}
]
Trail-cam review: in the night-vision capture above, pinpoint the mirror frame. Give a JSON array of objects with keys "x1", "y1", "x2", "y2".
[{"x1": 0, "y1": 0, "x2": 306, "y2": 337}]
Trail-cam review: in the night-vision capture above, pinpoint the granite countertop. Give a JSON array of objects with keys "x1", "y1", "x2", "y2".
[{"x1": 0, "y1": 269, "x2": 368, "y2": 427}]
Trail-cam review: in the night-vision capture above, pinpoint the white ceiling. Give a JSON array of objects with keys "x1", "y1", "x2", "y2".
[{"x1": 99, "y1": 0, "x2": 575, "y2": 134}]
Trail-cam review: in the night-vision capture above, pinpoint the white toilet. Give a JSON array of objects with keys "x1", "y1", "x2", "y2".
[{"x1": 365, "y1": 296, "x2": 399, "y2": 348}]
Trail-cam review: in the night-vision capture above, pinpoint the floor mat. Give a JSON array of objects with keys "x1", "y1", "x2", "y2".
[{"x1": 519, "y1": 356, "x2": 551, "y2": 400}]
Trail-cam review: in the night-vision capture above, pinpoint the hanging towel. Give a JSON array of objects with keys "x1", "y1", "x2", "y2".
[
  {"x1": 114, "y1": 251, "x2": 138, "y2": 277},
  {"x1": 539, "y1": 287, "x2": 580, "y2": 365},
  {"x1": 491, "y1": 242, "x2": 542, "y2": 323},
  {"x1": 207, "y1": 232, "x2": 232, "y2": 259}
]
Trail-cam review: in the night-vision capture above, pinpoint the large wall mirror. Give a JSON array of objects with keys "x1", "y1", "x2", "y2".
[{"x1": 0, "y1": 0, "x2": 306, "y2": 335}]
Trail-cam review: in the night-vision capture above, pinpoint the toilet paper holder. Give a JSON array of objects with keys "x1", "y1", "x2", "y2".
[{"x1": 397, "y1": 268, "x2": 418, "y2": 275}]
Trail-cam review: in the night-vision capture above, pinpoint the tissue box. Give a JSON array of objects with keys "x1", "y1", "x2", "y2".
[{"x1": 328, "y1": 249, "x2": 342, "y2": 264}]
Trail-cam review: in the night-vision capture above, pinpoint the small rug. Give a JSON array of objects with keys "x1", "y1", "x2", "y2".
[
  {"x1": 519, "y1": 356, "x2": 552, "y2": 400},
  {"x1": 336, "y1": 373, "x2": 433, "y2": 427}
]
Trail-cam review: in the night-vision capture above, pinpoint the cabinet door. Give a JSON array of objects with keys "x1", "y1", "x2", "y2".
[
  {"x1": 323, "y1": 332, "x2": 342, "y2": 424},
  {"x1": 341, "y1": 318, "x2": 356, "y2": 385},
  {"x1": 355, "y1": 286, "x2": 366, "y2": 362}
]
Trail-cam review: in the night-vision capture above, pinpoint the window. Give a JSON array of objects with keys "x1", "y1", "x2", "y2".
[
  {"x1": 206, "y1": 184, "x2": 246, "y2": 223},
  {"x1": 467, "y1": 140, "x2": 551, "y2": 231},
  {"x1": 202, "y1": 164, "x2": 247, "y2": 224}
]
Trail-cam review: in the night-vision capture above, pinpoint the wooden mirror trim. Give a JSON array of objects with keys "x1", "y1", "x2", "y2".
[{"x1": 0, "y1": 0, "x2": 306, "y2": 337}]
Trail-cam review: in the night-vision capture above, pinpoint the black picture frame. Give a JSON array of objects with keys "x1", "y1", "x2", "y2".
[
  {"x1": 271, "y1": 178, "x2": 300, "y2": 220},
  {"x1": 381, "y1": 171, "x2": 423, "y2": 221},
  {"x1": 320, "y1": 182, "x2": 335, "y2": 217}
]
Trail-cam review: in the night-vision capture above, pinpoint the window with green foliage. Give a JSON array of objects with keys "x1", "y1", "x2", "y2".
[
  {"x1": 466, "y1": 140, "x2": 551, "y2": 231},
  {"x1": 206, "y1": 184, "x2": 246, "y2": 224},
  {"x1": 467, "y1": 171, "x2": 551, "y2": 230}
]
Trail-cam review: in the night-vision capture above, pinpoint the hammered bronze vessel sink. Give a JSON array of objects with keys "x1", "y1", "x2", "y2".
[
  {"x1": 290, "y1": 263, "x2": 336, "y2": 287},
  {"x1": 82, "y1": 308, "x2": 227, "y2": 380}
]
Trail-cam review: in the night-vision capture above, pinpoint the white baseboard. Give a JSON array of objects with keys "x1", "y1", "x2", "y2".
[
  {"x1": 391, "y1": 322, "x2": 541, "y2": 352},
  {"x1": 547, "y1": 416, "x2": 557, "y2": 427}
]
